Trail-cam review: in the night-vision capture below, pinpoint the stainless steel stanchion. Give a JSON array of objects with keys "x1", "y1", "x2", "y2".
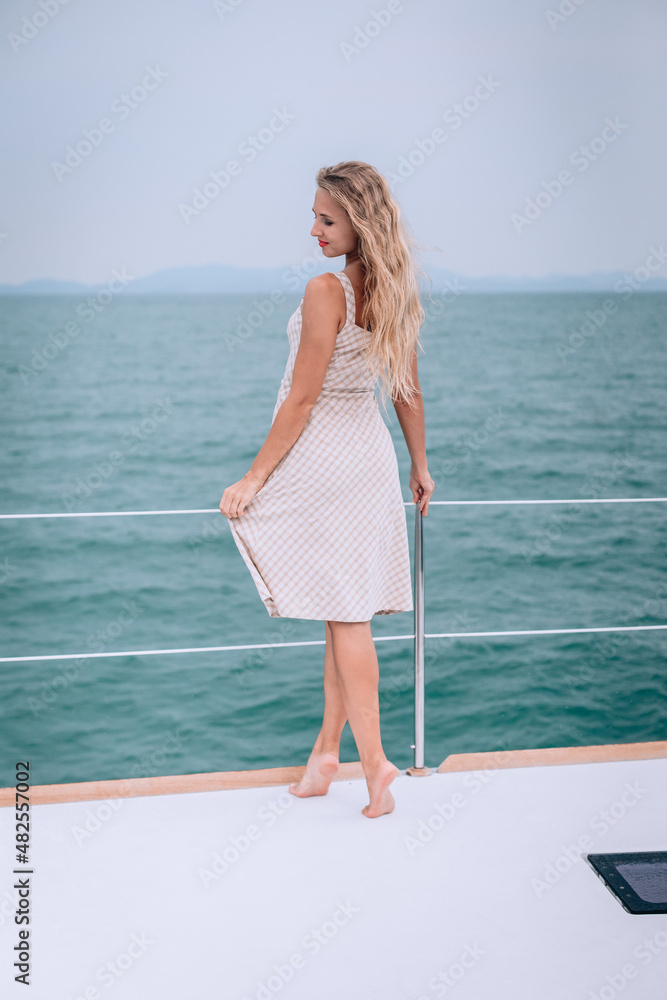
[{"x1": 406, "y1": 504, "x2": 432, "y2": 776}]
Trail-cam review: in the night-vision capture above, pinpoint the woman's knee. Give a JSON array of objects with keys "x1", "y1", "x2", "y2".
[{"x1": 326, "y1": 619, "x2": 371, "y2": 632}]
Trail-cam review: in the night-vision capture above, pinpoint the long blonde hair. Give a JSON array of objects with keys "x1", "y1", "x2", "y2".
[{"x1": 315, "y1": 161, "x2": 429, "y2": 409}]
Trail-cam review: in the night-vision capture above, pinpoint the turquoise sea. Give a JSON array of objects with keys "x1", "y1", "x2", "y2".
[{"x1": 1, "y1": 291, "x2": 665, "y2": 786}]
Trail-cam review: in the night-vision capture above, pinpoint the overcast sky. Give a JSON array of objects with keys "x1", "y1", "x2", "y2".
[{"x1": 1, "y1": 0, "x2": 665, "y2": 284}]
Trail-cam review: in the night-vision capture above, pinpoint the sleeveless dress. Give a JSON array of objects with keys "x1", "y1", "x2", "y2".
[{"x1": 226, "y1": 270, "x2": 414, "y2": 622}]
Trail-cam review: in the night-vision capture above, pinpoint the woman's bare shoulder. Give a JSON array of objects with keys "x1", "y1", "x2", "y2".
[
  {"x1": 302, "y1": 273, "x2": 347, "y2": 330},
  {"x1": 303, "y1": 272, "x2": 344, "y2": 295}
]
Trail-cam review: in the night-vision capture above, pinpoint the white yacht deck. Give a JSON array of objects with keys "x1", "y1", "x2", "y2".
[{"x1": 1, "y1": 742, "x2": 666, "y2": 999}]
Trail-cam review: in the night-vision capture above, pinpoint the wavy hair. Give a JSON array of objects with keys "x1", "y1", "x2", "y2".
[{"x1": 315, "y1": 160, "x2": 431, "y2": 410}]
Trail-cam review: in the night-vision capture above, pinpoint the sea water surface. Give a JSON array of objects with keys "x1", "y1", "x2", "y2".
[{"x1": 1, "y1": 291, "x2": 665, "y2": 785}]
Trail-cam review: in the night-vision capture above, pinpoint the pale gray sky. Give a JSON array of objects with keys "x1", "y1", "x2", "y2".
[{"x1": 1, "y1": 0, "x2": 665, "y2": 284}]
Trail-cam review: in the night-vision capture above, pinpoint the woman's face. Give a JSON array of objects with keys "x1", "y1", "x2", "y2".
[{"x1": 310, "y1": 186, "x2": 358, "y2": 258}]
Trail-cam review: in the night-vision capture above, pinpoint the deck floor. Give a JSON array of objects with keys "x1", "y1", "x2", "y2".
[{"x1": 1, "y1": 756, "x2": 666, "y2": 998}]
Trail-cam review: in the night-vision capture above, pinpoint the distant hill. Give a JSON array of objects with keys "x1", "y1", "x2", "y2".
[{"x1": 1, "y1": 263, "x2": 665, "y2": 295}]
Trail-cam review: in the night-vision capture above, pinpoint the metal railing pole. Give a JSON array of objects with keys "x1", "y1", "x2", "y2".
[{"x1": 407, "y1": 504, "x2": 431, "y2": 775}]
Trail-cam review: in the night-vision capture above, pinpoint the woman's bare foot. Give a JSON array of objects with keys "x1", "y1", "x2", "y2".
[
  {"x1": 289, "y1": 751, "x2": 339, "y2": 797},
  {"x1": 361, "y1": 759, "x2": 400, "y2": 818}
]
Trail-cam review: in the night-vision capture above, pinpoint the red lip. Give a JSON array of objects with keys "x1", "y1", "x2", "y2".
[{"x1": 318, "y1": 240, "x2": 329, "y2": 246}]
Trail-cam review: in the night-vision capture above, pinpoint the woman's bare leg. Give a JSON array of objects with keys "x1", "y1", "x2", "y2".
[
  {"x1": 289, "y1": 621, "x2": 347, "y2": 797},
  {"x1": 326, "y1": 619, "x2": 399, "y2": 818}
]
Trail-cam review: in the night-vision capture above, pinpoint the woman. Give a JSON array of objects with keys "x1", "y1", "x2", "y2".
[{"x1": 220, "y1": 161, "x2": 435, "y2": 818}]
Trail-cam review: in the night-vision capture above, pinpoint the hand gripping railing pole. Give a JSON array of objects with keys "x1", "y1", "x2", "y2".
[{"x1": 406, "y1": 505, "x2": 431, "y2": 776}]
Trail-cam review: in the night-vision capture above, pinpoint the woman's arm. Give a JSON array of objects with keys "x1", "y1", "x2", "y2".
[
  {"x1": 220, "y1": 274, "x2": 344, "y2": 519},
  {"x1": 393, "y1": 350, "x2": 435, "y2": 515}
]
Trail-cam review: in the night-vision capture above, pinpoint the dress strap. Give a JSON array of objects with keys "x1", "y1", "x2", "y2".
[{"x1": 332, "y1": 271, "x2": 356, "y2": 329}]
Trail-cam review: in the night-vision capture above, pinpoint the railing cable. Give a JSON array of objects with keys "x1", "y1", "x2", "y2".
[
  {"x1": 1, "y1": 624, "x2": 665, "y2": 664},
  {"x1": 1, "y1": 497, "x2": 666, "y2": 519}
]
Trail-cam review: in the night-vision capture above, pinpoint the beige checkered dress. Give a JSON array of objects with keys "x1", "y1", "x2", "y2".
[{"x1": 227, "y1": 270, "x2": 414, "y2": 622}]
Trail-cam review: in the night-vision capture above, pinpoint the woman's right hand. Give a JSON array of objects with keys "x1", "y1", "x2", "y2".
[
  {"x1": 409, "y1": 467, "x2": 435, "y2": 515},
  {"x1": 219, "y1": 471, "x2": 264, "y2": 519}
]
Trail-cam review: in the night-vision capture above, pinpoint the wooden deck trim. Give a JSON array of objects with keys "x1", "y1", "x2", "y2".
[
  {"x1": 437, "y1": 739, "x2": 667, "y2": 773},
  {"x1": 0, "y1": 762, "x2": 366, "y2": 806},
  {"x1": 1, "y1": 741, "x2": 664, "y2": 806}
]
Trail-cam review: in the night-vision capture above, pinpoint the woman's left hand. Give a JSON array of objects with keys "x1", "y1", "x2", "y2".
[
  {"x1": 219, "y1": 472, "x2": 264, "y2": 519},
  {"x1": 409, "y1": 466, "x2": 435, "y2": 516}
]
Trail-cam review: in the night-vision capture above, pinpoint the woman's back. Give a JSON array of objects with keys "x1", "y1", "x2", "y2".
[{"x1": 275, "y1": 271, "x2": 376, "y2": 412}]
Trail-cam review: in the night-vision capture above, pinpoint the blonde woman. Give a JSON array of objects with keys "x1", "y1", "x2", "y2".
[{"x1": 220, "y1": 161, "x2": 435, "y2": 818}]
